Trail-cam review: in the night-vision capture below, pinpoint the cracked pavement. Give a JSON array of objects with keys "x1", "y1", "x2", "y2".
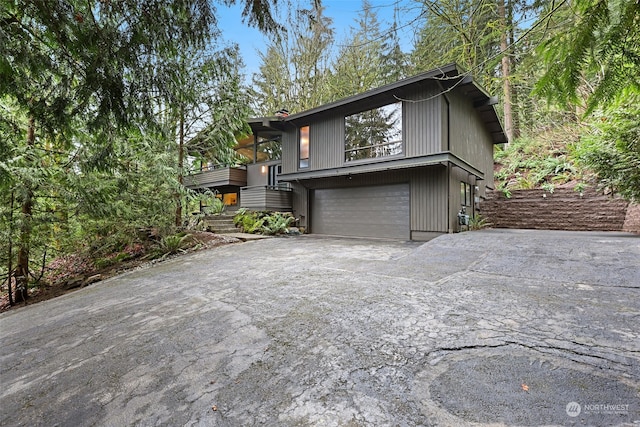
[{"x1": 1, "y1": 229, "x2": 639, "y2": 426}]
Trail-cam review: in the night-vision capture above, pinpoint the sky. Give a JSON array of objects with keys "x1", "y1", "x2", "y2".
[{"x1": 216, "y1": 0, "x2": 422, "y2": 79}]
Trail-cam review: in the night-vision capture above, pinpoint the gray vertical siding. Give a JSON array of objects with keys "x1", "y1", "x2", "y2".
[
  {"x1": 246, "y1": 160, "x2": 282, "y2": 187},
  {"x1": 282, "y1": 117, "x2": 344, "y2": 174},
  {"x1": 271, "y1": 79, "x2": 498, "y2": 237},
  {"x1": 449, "y1": 166, "x2": 474, "y2": 231},
  {"x1": 404, "y1": 85, "x2": 444, "y2": 157},
  {"x1": 282, "y1": 83, "x2": 453, "y2": 175},
  {"x1": 448, "y1": 89, "x2": 495, "y2": 197},
  {"x1": 246, "y1": 163, "x2": 267, "y2": 187},
  {"x1": 309, "y1": 116, "x2": 343, "y2": 170},
  {"x1": 293, "y1": 167, "x2": 449, "y2": 235},
  {"x1": 291, "y1": 182, "x2": 309, "y2": 227},
  {"x1": 410, "y1": 167, "x2": 448, "y2": 232},
  {"x1": 441, "y1": 94, "x2": 450, "y2": 151},
  {"x1": 281, "y1": 130, "x2": 297, "y2": 174}
]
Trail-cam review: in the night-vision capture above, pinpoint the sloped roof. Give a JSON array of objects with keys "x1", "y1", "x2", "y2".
[{"x1": 283, "y1": 63, "x2": 507, "y2": 144}]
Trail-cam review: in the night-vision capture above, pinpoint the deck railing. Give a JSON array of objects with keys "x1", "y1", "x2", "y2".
[
  {"x1": 183, "y1": 166, "x2": 247, "y2": 189},
  {"x1": 240, "y1": 184, "x2": 293, "y2": 211}
]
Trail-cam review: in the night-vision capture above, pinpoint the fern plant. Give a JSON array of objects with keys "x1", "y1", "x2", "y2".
[
  {"x1": 159, "y1": 233, "x2": 190, "y2": 255},
  {"x1": 468, "y1": 214, "x2": 489, "y2": 231},
  {"x1": 232, "y1": 210, "x2": 295, "y2": 235},
  {"x1": 207, "y1": 198, "x2": 225, "y2": 215},
  {"x1": 496, "y1": 182, "x2": 512, "y2": 199},
  {"x1": 261, "y1": 213, "x2": 294, "y2": 235}
]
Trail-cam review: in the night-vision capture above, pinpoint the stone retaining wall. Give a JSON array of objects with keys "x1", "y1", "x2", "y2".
[
  {"x1": 623, "y1": 203, "x2": 640, "y2": 233},
  {"x1": 479, "y1": 188, "x2": 638, "y2": 232}
]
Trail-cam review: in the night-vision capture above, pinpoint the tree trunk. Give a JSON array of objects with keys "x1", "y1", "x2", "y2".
[
  {"x1": 507, "y1": 1, "x2": 520, "y2": 139},
  {"x1": 7, "y1": 191, "x2": 14, "y2": 306},
  {"x1": 499, "y1": 0, "x2": 514, "y2": 144},
  {"x1": 175, "y1": 109, "x2": 184, "y2": 227},
  {"x1": 16, "y1": 116, "x2": 36, "y2": 303}
]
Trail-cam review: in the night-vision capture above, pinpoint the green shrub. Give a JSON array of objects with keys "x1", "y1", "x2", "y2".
[
  {"x1": 234, "y1": 209, "x2": 260, "y2": 233},
  {"x1": 94, "y1": 257, "x2": 115, "y2": 269},
  {"x1": 206, "y1": 198, "x2": 226, "y2": 215},
  {"x1": 468, "y1": 214, "x2": 489, "y2": 230},
  {"x1": 496, "y1": 182, "x2": 512, "y2": 199},
  {"x1": 574, "y1": 182, "x2": 588, "y2": 194},
  {"x1": 260, "y1": 212, "x2": 295, "y2": 235},
  {"x1": 493, "y1": 134, "x2": 584, "y2": 190},
  {"x1": 515, "y1": 173, "x2": 536, "y2": 189},
  {"x1": 233, "y1": 210, "x2": 295, "y2": 235},
  {"x1": 160, "y1": 233, "x2": 191, "y2": 254},
  {"x1": 541, "y1": 183, "x2": 555, "y2": 194}
]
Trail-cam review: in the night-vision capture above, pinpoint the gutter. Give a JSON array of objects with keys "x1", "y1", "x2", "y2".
[{"x1": 278, "y1": 152, "x2": 484, "y2": 182}]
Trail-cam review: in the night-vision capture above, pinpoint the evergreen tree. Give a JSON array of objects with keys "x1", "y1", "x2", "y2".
[
  {"x1": 252, "y1": 2, "x2": 334, "y2": 115},
  {"x1": 0, "y1": 0, "x2": 279, "y2": 303},
  {"x1": 534, "y1": 0, "x2": 640, "y2": 201},
  {"x1": 410, "y1": 0, "x2": 501, "y2": 89},
  {"x1": 329, "y1": 0, "x2": 406, "y2": 99},
  {"x1": 535, "y1": 0, "x2": 640, "y2": 114}
]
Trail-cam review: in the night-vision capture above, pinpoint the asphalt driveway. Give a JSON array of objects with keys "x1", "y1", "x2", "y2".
[{"x1": 1, "y1": 229, "x2": 639, "y2": 426}]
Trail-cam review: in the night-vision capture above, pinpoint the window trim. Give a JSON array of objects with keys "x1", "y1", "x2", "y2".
[
  {"x1": 299, "y1": 125, "x2": 310, "y2": 169},
  {"x1": 344, "y1": 102, "x2": 403, "y2": 162},
  {"x1": 461, "y1": 182, "x2": 472, "y2": 207}
]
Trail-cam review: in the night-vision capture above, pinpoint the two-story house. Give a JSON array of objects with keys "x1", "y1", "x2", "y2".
[{"x1": 185, "y1": 63, "x2": 506, "y2": 240}]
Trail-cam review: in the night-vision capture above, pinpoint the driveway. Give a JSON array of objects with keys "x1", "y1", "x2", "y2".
[{"x1": 1, "y1": 229, "x2": 639, "y2": 426}]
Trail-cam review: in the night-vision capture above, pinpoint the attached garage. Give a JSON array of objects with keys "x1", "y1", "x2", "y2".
[{"x1": 311, "y1": 183, "x2": 410, "y2": 239}]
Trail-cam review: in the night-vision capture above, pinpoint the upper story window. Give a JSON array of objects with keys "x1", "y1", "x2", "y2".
[
  {"x1": 233, "y1": 133, "x2": 281, "y2": 163},
  {"x1": 299, "y1": 126, "x2": 310, "y2": 168},
  {"x1": 256, "y1": 135, "x2": 282, "y2": 161},
  {"x1": 345, "y1": 102, "x2": 402, "y2": 162}
]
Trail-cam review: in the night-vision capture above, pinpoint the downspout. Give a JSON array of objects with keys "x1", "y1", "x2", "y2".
[
  {"x1": 447, "y1": 162, "x2": 452, "y2": 233},
  {"x1": 445, "y1": 95, "x2": 452, "y2": 232}
]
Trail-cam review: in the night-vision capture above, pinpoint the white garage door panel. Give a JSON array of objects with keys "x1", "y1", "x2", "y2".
[{"x1": 311, "y1": 184, "x2": 410, "y2": 239}]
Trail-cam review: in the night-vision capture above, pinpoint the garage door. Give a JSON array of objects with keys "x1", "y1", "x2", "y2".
[{"x1": 311, "y1": 183, "x2": 410, "y2": 239}]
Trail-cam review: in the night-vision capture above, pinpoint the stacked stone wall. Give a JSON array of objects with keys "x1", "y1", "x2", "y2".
[{"x1": 479, "y1": 188, "x2": 638, "y2": 232}]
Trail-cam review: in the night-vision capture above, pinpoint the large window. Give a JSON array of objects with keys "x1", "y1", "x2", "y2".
[
  {"x1": 299, "y1": 126, "x2": 309, "y2": 168},
  {"x1": 345, "y1": 102, "x2": 402, "y2": 162},
  {"x1": 233, "y1": 134, "x2": 281, "y2": 163},
  {"x1": 256, "y1": 135, "x2": 282, "y2": 161}
]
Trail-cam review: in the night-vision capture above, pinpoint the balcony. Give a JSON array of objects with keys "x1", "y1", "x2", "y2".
[
  {"x1": 240, "y1": 184, "x2": 293, "y2": 211},
  {"x1": 183, "y1": 166, "x2": 247, "y2": 190}
]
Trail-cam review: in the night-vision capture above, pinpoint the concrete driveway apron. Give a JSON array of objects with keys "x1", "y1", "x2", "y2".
[{"x1": 1, "y1": 229, "x2": 639, "y2": 426}]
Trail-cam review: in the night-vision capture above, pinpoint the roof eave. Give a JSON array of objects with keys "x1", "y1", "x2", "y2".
[{"x1": 285, "y1": 63, "x2": 462, "y2": 123}]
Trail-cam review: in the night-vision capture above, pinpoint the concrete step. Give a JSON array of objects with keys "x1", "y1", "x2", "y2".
[
  {"x1": 204, "y1": 220, "x2": 235, "y2": 226},
  {"x1": 211, "y1": 228, "x2": 239, "y2": 234},
  {"x1": 202, "y1": 215, "x2": 238, "y2": 233}
]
